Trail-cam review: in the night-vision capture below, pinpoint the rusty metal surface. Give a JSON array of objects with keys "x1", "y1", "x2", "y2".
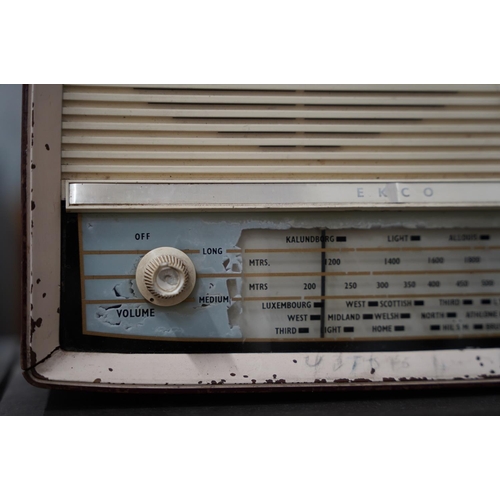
[
  {"x1": 22, "y1": 362, "x2": 500, "y2": 394},
  {"x1": 3, "y1": 365, "x2": 500, "y2": 415}
]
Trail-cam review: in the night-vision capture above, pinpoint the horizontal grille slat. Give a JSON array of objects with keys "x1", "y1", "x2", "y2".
[
  {"x1": 63, "y1": 105, "x2": 500, "y2": 120},
  {"x1": 79, "y1": 84, "x2": 500, "y2": 92},
  {"x1": 62, "y1": 134, "x2": 500, "y2": 148},
  {"x1": 62, "y1": 164, "x2": 500, "y2": 175},
  {"x1": 62, "y1": 150, "x2": 500, "y2": 161},
  {"x1": 62, "y1": 120, "x2": 500, "y2": 134},
  {"x1": 63, "y1": 91, "x2": 500, "y2": 106},
  {"x1": 61, "y1": 84, "x2": 500, "y2": 178}
]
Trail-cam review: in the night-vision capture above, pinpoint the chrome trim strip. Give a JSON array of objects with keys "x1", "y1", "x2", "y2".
[{"x1": 66, "y1": 181, "x2": 500, "y2": 211}]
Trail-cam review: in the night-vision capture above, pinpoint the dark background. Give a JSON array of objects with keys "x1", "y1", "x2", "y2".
[
  {"x1": 0, "y1": 84, "x2": 21, "y2": 343},
  {"x1": 0, "y1": 85, "x2": 22, "y2": 410}
]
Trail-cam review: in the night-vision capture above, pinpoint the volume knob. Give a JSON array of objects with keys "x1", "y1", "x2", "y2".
[{"x1": 136, "y1": 248, "x2": 196, "y2": 307}]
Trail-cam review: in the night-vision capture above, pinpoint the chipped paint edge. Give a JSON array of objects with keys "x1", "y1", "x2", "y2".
[
  {"x1": 23, "y1": 85, "x2": 63, "y2": 369},
  {"x1": 25, "y1": 348, "x2": 500, "y2": 391}
]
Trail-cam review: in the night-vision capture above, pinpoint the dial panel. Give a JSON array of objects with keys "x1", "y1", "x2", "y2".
[{"x1": 78, "y1": 211, "x2": 500, "y2": 344}]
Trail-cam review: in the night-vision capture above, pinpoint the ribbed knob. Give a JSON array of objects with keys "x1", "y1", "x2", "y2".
[{"x1": 136, "y1": 248, "x2": 196, "y2": 307}]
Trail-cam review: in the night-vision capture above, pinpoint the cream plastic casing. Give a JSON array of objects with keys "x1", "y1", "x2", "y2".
[
  {"x1": 22, "y1": 84, "x2": 500, "y2": 392},
  {"x1": 136, "y1": 248, "x2": 197, "y2": 307}
]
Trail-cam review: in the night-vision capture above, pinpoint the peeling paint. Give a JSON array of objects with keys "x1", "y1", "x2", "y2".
[
  {"x1": 30, "y1": 317, "x2": 42, "y2": 335},
  {"x1": 155, "y1": 326, "x2": 184, "y2": 336},
  {"x1": 112, "y1": 280, "x2": 137, "y2": 300},
  {"x1": 266, "y1": 379, "x2": 287, "y2": 384},
  {"x1": 95, "y1": 306, "x2": 122, "y2": 327}
]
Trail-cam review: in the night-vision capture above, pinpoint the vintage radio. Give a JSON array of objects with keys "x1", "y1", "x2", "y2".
[{"x1": 22, "y1": 84, "x2": 500, "y2": 391}]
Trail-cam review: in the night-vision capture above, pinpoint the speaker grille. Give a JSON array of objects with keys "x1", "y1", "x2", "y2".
[{"x1": 61, "y1": 84, "x2": 500, "y2": 178}]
